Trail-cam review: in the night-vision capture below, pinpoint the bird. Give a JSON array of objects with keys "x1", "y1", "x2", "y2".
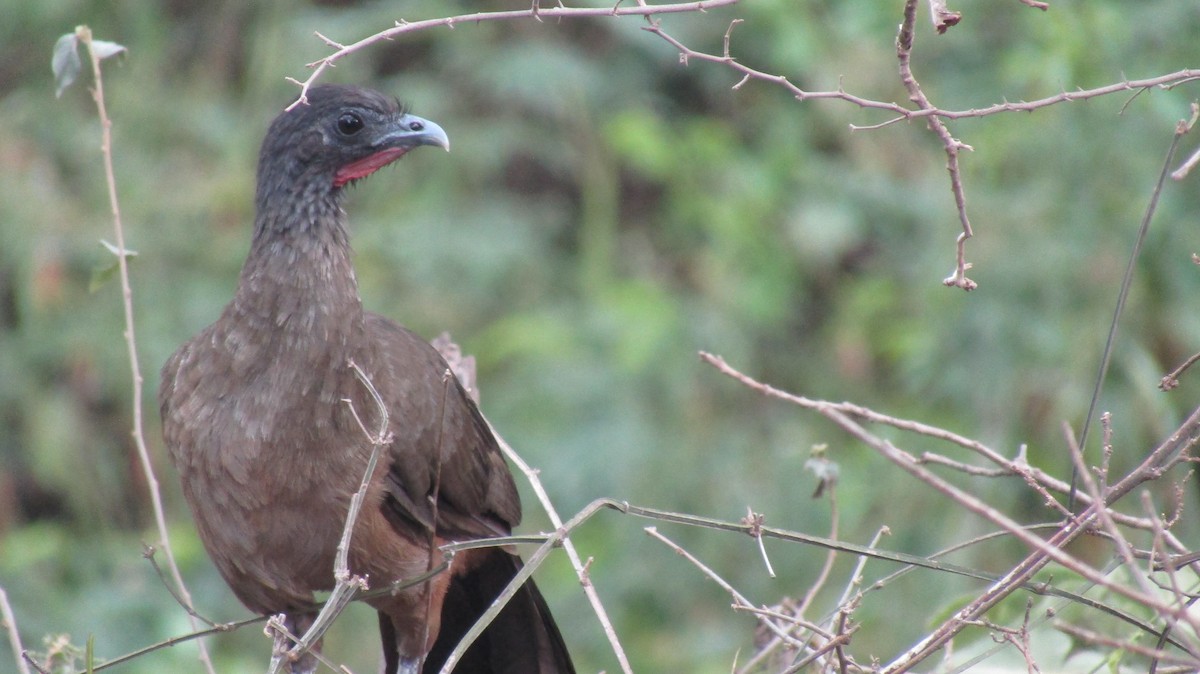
[{"x1": 159, "y1": 84, "x2": 574, "y2": 674}]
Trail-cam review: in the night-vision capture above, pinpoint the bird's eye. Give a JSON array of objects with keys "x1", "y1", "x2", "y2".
[{"x1": 336, "y1": 112, "x2": 364, "y2": 136}]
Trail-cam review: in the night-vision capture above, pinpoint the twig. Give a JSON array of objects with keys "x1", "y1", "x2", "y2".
[
  {"x1": 1069, "y1": 105, "x2": 1194, "y2": 510},
  {"x1": 604, "y1": 500, "x2": 1168, "y2": 643},
  {"x1": 1056, "y1": 623, "x2": 1199, "y2": 668},
  {"x1": 339, "y1": 360, "x2": 394, "y2": 576},
  {"x1": 646, "y1": 527, "x2": 814, "y2": 652},
  {"x1": 1142, "y1": 490, "x2": 1194, "y2": 663},
  {"x1": 69, "y1": 495, "x2": 1185, "y2": 673},
  {"x1": 638, "y1": 3, "x2": 1200, "y2": 288},
  {"x1": 0, "y1": 587, "x2": 31, "y2": 674},
  {"x1": 1161, "y1": 350, "x2": 1200, "y2": 391},
  {"x1": 286, "y1": 0, "x2": 741, "y2": 109},
  {"x1": 74, "y1": 25, "x2": 215, "y2": 674},
  {"x1": 1171, "y1": 142, "x2": 1200, "y2": 181},
  {"x1": 699, "y1": 351, "x2": 1200, "y2": 670},
  {"x1": 71, "y1": 613, "x2": 264, "y2": 674},
  {"x1": 738, "y1": 521, "x2": 880, "y2": 674},
  {"x1": 1062, "y1": 422, "x2": 1186, "y2": 635},
  {"x1": 265, "y1": 615, "x2": 342, "y2": 674},
  {"x1": 741, "y1": 508, "x2": 776, "y2": 578},
  {"x1": 141, "y1": 545, "x2": 218, "y2": 626},
  {"x1": 71, "y1": 566, "x2": 452, "y2": 674},
  {"x1": 267, "y1": 360, "x2": 393, "y2": 673},
  {"x1": 917, "y1": 452, "x2": 1009, "y2": 476},
  {"x1": 733, "y1": 605, "x2": 832, "y2": 636},
  {"x1": 697, "y1": 351, "x2": 1178, "y2": 538},
  {"x1": 436, "y1": 497, "x2": 622, "y2": 673},
  {"x1": 420, "y1": 370, "x2": 454, "y2": 668},
  {"x1": 481, "y1": 426, "x2": 634, "y2": 674},
  {"x1": 794, "y1": 491, "x2": 838, "y2": 620},
  {"x1": 22, "y1": 654, "x2": 49, "y2": 674},
  {"x1": 645, "y1": 22, "x2": 1200, "y2": 124},
  {"x1": 896, "y1": 0, "x2": 977, "y2": 290},
  {"x1": 431, "y1": 335, "x2": 631, "y2": 671},
  {"x1": 780, "y1": 624, "x2": 860, "y2": 674}
]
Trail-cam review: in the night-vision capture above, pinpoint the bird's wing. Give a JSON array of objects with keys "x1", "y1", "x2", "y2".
[{"x1": 361, "y1": 312, "x2": 522, "y2": 543}]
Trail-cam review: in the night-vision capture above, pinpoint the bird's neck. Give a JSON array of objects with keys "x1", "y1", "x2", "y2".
[{"x1": 230, "y1": 194, "x2": 365, "y2": 354}]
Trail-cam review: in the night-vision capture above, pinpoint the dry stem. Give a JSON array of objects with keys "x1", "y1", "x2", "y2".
[
  {"x1": 0, "y1": 587, "x2": 31, "y2": 674},
  {"x1": 74, "y1": 25, "x2": 215, "y2": 674}
]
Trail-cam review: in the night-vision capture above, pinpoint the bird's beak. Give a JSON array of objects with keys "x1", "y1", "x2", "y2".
[
  {"x1": 384, "y1": 114, "x2": 450, "y2": 152},
  {"x1": 333, "y1": 113, "x2": 450, "y2": 187}
]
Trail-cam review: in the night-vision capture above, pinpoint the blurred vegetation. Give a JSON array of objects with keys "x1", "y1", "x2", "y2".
[{"x1": 3, "y1": 0, "x2": 1200, "y2": 672}]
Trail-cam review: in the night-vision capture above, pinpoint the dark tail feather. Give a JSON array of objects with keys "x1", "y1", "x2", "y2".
[
  {"x1": 421, "y1": 550, "x2": 575, "y2": 674},
  {"x1": 379, "y1": 611, "x2": 401, "y2": 674}
]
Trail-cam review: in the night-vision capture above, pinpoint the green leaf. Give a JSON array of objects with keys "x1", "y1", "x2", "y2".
[
  {"x1": 51, "y1": 33, "x2": 81, "y2": 98},
  {"x1": 90, "y1": 241, "x2": 137, "y2": 292},
  {"x1": 88, "y1": 259, "x2": 120, "y2": 293}
]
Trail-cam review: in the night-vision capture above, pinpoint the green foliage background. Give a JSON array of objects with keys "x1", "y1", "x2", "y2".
[{"x1": 3, "y1": 1, "x2": 1200, "y2": 672}]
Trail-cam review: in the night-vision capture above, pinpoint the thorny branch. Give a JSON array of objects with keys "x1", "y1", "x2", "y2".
[
  {"x1": 480, "y1": 425, "x2": 634, "y2": 674},
  {"x1": 433, "y1": 335, "x2": 633, "y2": 674},
  {"x1": 700, "y1": 350, "x2": 1200, "y2": 670},
  {"x1": 281, "y1": 0, "x2": 1200, "y2": 294},
  {"x1": 58, "y1": 494, "x2": 1190, "y2": 673},
  {"x1": 287, "y1": 1, "x2": 1200, "y2": 288},
  {"x1": 639, "y1": 6, "x2": 1200, "y2": 289},
  {"x1": 286, "y1": 0, "x2": 742, "y2": 109},
  {"x1": 265, "y1": 361, "x2": 394, "y2": 674},
  {"x1": 896, "y1": 0, "x2": 976, "y2": 290},
  {"x1": 74, "y1": 25, "x2": 216, "y2": 674}
]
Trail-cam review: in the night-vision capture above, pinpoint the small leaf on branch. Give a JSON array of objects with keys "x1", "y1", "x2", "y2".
[
  {"x1": 100, "y1": 239, "x2": 138, "y2": 257},
  {"x1": 90, "y1": 40, "x2": 128, "y2": 61},
  {"x1": 51, "y1": 33, "x2": 81, "y2": 98},
  {"x1": 91, "y1": 240, "x2": 138, "y2": 292},
  {"x1": 89, "y1": 259, "x2": 121, "y2": 293},
  {"x1": 805, "y1": 445, "x2": 840, "y2": 498}
]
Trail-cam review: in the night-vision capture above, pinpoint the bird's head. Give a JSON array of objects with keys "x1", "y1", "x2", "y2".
[{"x1": 255, "y1": 84, "x2": 449, "y2": 215}]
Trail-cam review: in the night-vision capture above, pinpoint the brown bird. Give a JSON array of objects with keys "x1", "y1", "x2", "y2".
[{"x1": 159, "y1": 84, "x2": 574, "y2": 674}]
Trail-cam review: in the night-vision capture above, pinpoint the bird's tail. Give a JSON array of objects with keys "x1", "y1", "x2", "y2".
[{"x1": 416, "y1": 550, "x2": 575, "y2": 674}]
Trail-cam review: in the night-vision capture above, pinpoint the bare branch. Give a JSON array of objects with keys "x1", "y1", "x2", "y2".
[
  {"x1": 699, "y1": 350, "x2": 1200, "y2": 670},
  {"x1": 483, "y1": 425, "x2": 634, "y2": 674},
  {"x1": 646, "y1": 527, "x2": 815, "y2": 654},
  {"x1": 267, "y1": 361, "x2": 393, "y2": 673},
  {"x1": 0, "y1": 587, "x2": 31, "y2": 674},
  {"x1": 73, "y1": 25, "x2": 216, "y2": 674},
  {"x1": 287, "y1": 0, "x2": 741, "y2": 109},
  {"x1": 896, "y1": 0, "x2": 977, "y2": 289},
  {"x1": 1056, "y1": 623, "x2": 1199, "y2": 668}
]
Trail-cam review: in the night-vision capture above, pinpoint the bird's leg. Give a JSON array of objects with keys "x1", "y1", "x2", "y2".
[
  {"x1": 378, "y1": 610, "x2": 424, "y2": 674},
  {"x1": 268, "y1": 612, "x2": 320, "y2": 674}
]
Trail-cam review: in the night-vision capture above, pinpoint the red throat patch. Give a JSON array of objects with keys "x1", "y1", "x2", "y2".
[{"x1": 333, "y1": 147, "x2": 409, "y2": 187}]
